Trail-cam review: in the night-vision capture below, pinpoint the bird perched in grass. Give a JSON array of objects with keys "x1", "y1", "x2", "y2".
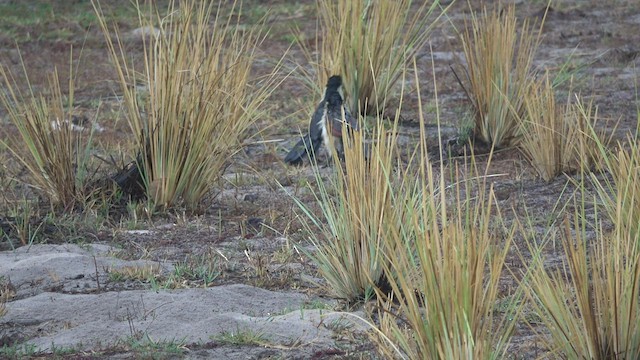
[{"x1": 284, "y1": 75, "x2": 359, "y2": 165}]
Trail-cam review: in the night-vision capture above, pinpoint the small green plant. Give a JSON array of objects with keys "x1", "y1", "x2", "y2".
[
  {"x1": 123, "y1": 334, "x2": 187, "y2": 358},
  {"x1": 0, "y1": 344, "x2": 38, "y2": 358},
  {"x1": 112, "y1": 253, "x2": 221, "y2": 290},
  {"x1": 212, "y1": 327, "x2": 266, "y2": 346},
  {"x1": 5, "y1": 198, "x2": 42, "y2": 247},
  {"x1": 459, "y1": 5, "x2": 545, "y2": 148},
  {"x1": 107, "y1": 264, "x2": 162, "y2": 283},
  {"x1": 171, "y1": 254, "x2": 221, "y2": 287}
]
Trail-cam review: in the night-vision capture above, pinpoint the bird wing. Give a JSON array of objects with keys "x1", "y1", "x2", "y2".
[
  {"x1": 283, "y1": 100, "x2": 326, "y2": 165},
  {"x1": 284, "y1": 133, "x2": 314, "y2": 165},
  {"x1": 328, "y1": 106, "x2": 358, "y2": 137}
]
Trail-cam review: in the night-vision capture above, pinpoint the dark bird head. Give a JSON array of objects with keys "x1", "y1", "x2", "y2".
[
  {"x1": 326, "y1": 75, "x2": 342, "y2": 90},
  {"x1": 324, "y1": 75, "x2": 344, "y2": 106}
]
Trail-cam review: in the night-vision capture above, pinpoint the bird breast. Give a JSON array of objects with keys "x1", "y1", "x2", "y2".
[{"x1": 319, "y1": 104, "x2": 331, "y2": 151}]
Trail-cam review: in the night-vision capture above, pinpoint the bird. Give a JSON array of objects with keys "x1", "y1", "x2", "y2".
[{"x1": 284, "y1": 75, "x2": 359, "y2": 165}]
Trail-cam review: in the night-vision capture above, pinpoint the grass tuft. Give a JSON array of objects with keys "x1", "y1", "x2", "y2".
[
  {"x1": 459, "y1": 5, "x2": 544, "y2": 148},
  {"x1": 526, "y1": 206, "x2": 640, "y2": 358},
  {"x1": 93, "y1": 0, "x2": 283, "y2": 210},
  {"x1": 525, "y1": 107, "x2": 640, "y2": 357},
  {"x1": 590, "y1": 131, "x2": 637, "y2": 238},
  {"x1": 370, "y1": 67, "x2": 519, "y2": 359},
  {"x1": 518, "y1": 74, "x2": 608, "y2": 181},
  {"x1": 293, "y1": 114, "x2": 403, "y2": 302},
  {"x1": 292, "y1": 62, "x2": 520, "y2": 355},
  {"x1": 0, "y1": 51, "x2": 95, "y2": 212},
  {"x1": 212, "y1": 327, "x2": 266, "y2": 346},
  {"x1": 301, "y1": 0, "x2": 448, "y2": 115}
]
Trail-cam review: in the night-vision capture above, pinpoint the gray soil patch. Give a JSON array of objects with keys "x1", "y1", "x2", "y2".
[{"x1": 0, "y1": 244, "x2": 368, "y2": 358}]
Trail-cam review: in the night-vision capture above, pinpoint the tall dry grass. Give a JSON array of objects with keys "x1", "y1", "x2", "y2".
[
  {"x1": 93, "y1": 0, "x2": 282, "y2": 210},
  {"x1": 518, "y1": 74, "x2": 608, "y2": 181},
  {"x1": 371, "y1": 69, "x2": 519, "y2": 359},
  {"x1": 524, "y1": 104, "x2": 640, "y2": 357},
  {"x1": 460, "y1": 5, "x2": 544, "y2": 148},
  {"x1": 518, "y1": 74, "x2": 572, "y2": 181},
  {"x1": 301, "y1": 0, "x2": 447, "y2": 115},
  {"x1": 526, "y1": 204, "x2": 640, "y2": 358},
  {"x1": 0, "y1": 52, "x2": 93, "y2": 211},
  {"x1": 590, "y1": 130, "x2": 636, "y2": 238},
  {"x1": 0, "y1": 283, "x2": 6, "y2": 318},
  {"x1": 292, "y1": 110, "x2": 406, "y2": 302}
]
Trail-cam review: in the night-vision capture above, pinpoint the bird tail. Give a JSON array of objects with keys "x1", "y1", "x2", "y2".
[{"x1": 284, "y1": 134, "x2": 320, "y2": 165}]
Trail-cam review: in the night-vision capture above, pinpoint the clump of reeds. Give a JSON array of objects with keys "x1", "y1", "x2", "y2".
[
  {"x1": 93, "y1": 0, "x2": 282, "y2": 210},
  {"x1": 303, "y1": 0, "x2": 447, "y2": 115},
  {"x1": 518, "y1": 74, "x2": 609, "y2": 181},
  {"x1": 459, "y1": 5, "x2": 544, "y2": 148},
  {"x1": 0, "y1": 52, "x2": 93, "y2": 211}
]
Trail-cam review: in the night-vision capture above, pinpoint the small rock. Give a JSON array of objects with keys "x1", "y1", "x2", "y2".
[
  {"x1": 126, "y1": 26, "x2": 161, "y2": 42},
  {"x1": 124, "y1": 229, "x2": 153, "y2": 235},
  {"x1": 277, "y1": 176, "x2": 293, "y2": 187},
  {"x1": 243, "y1": 193, "x2": 259, "y2": 202},
  {"x1": 494, "y1": 183, "x2": 517, "y2": 201},
  {"x1": 155, "y1": 223, "x2": 175, "y2": 230}
]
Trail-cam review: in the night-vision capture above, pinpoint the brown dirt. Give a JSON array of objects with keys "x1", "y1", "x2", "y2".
[{"x1": 1, "y1": 0, "x2": 640, "y2": 358}]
